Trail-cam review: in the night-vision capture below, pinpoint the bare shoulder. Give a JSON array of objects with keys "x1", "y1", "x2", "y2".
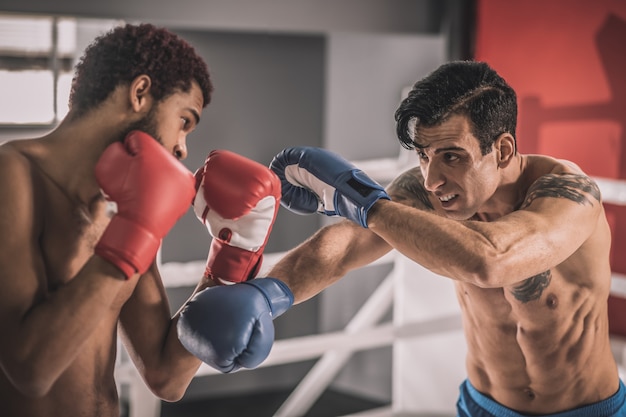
[
  {"x1": 0, "y1": 142, "x2": 44, "y2": 248},
  {"x1": 0, "y1": 143, "x2": 36, "y2": 197},
  {"x1": 521, "y1": 156, "x2": 601, "y2": 209},
  {"x1": 0, "y1": 142, "x2": 44, "y2": 309},
  {"x1": 386, "y1": 166, "x2": 436, "y2": 211}
]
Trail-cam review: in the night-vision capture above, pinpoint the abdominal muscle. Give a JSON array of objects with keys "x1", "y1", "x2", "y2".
[{"x1": 457, "y1": 279, "x2": 619, "y2": 414}]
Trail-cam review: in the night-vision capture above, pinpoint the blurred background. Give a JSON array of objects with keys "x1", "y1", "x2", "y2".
[{"x1": 1, "y1": 1, "x2": 625, "y2": 416}]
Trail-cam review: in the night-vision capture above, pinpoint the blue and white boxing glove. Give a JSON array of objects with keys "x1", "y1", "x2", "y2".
[
  {"x1": 177, "y1": 277, "x2": 293, "y2": 373},
  {"x1": 269, "y1": 146, "x2": 390, "y2": 228}
]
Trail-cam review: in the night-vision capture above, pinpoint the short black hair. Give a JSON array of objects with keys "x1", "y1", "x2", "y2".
[
  {"x1": 395, "y1": 61, "x2": 517, "y2": 155},
  {"x1": 69, "y1": 23, "x2": 213, "y2": 118}
]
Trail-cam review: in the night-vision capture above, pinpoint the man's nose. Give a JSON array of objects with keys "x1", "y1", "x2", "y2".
[
  {"x1": 174, "y1": 141, "x2": 188, "y2": 160},
  {"x1": 423, "y1": 163, "x2": 445, "y2": 192}
]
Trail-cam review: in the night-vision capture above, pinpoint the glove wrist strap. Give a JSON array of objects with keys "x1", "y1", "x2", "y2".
[
  {"x1": 95, "y1": 216, "x2": 160, "y2": 278},
  {"x1": 204, "y1": 239, "x2": 262, "y2": 285}
]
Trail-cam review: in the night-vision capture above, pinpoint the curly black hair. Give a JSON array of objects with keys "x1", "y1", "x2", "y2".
[
  {"x1": 69, "y1": 23, "x2": 213, "y2": 118},
  {"x1": 395, "y1": 61, "x2": 517, "y2": 156}
]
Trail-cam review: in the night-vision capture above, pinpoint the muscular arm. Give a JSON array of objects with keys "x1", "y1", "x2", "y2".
[
  {"x1": 0, "y1": 151, "x2": 132, "y2": 397},
  {"x1": 367, "y1": 172, "x2": 602, "y2": 287},
  {"x1": 269, "y1": 167, "x2": 434, "y2": 304},
  {"x1": 118, "y1": 265, "x2": 209, "y2": 401},
  {"x1": 268, "y1": 220, "x2": 389, "y2": 303}
]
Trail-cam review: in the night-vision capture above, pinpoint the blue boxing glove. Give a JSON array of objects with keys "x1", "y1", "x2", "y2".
[
  {"x1": 269, "y1": 146, "x2": 390, "y2": 227},
  {"x1": 177, "y1": 278, "x2": 293, "y2": 373}
]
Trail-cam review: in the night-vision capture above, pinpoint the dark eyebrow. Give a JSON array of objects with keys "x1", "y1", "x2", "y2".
[
  {"x1": 188, "y1": 108, "x2": 201, "y2": 125},
  {"x1": 434, "y1": 146, "x2": 466, "y2": 154}
]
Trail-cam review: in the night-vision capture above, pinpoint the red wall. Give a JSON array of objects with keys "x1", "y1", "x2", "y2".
[{"x1": 474, "y1": 0, "x2": 626, "y2": 335}]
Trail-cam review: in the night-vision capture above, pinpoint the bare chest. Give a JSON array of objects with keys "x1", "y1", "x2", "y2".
[
  {"x1": 457, "y1": 266, "x2": 612, "y2": 388},
  {"x1": 38, "y1": 192, "x2": 111, "y2": 289},
  {"x1": 458, "y1": 270, "x2": 595, "y2": 332}
]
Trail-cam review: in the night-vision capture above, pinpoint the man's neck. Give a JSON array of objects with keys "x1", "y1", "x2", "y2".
[
  {"x1": 40, "y1": 118, "x2": 118, "y2": 209},
  {"x1": 474, "y1": 154, "x2": 528, "y2": 221}
]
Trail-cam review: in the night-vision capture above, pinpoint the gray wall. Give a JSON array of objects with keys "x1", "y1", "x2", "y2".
[
  {"x1": 320, "y1": 32, "x2": 446, "y2": 401},
  {"x1": 0, "y1": 0, "x2": 445, "y2": 35},
  {"x1": 161, "y1": 29, "x2": 325, "y2": 264}
]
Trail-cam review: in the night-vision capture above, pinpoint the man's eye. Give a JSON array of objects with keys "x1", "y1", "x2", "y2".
[
  {"x1": 417, "y1": 151, "x2": 428, "y2": 160},
  {"x1": 445, "y1": 153, "x2": 459, "y2": 162},
  {"x1": 181, "y1": 117, "x2": 189, "y2": 128}
]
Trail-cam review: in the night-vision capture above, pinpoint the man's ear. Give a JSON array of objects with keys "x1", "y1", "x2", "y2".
[
  {"x1": 129, "y1": 75, "x2": 152, "y2": 112},
  {"x1": 495, "y1": 133, "x2": 516, "y2": 168}
]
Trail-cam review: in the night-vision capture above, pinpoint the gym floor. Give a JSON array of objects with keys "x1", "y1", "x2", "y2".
[{"x1": 157, "y1": 388, "x2": 388, "y2": 417}]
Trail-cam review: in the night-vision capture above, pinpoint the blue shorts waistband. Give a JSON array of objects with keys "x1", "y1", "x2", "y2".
[{"x1": 459, "y1": 379, "x2": 626, "y2": 417}]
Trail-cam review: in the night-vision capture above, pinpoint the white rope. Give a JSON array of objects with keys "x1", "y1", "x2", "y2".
[
  {"x1": 274, "y1": 271, "x2": 395, "y2": 417},
  {"x1": 595, "y1": 177, "x2": 626, "y2": 205},
  {"x1": 186, "y1": 312, "x2": 463, "y2": 378}
]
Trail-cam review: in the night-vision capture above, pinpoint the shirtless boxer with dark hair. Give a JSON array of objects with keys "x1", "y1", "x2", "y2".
[
  {"x1": 179, "y1": 61, "x2": 626, "y2": 417},
  {"x1": 0, "y1": 23, "x2": 282, "y2": 416}
]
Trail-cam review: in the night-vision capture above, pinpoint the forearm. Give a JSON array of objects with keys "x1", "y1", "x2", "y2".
[
  {"x1": 119, "y1": 269, "x2": 211, "y2": 401},
  {"x1": 367, "y1": 199, "x2": 491, "y2": 284},
  {"x1": 5, "y1": 256, "x2": 131, "y2": 396},
  {"x1": 144, "y1": 316, "x2": 203, "y2": 401},
  {"x1": 269, "y1": 244, "x2": 340, "y2": 304},
  {"x1": 269, "y1": 221, "x2": 390, "y2": 303}
]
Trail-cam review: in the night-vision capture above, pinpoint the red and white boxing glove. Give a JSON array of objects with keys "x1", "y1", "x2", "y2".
[
  {"x1": 194, "y1": 150, "x2": 281, "y2": 285},
  {"x1": 95, "y1": 130, "x2": 195, "y2": 278}
]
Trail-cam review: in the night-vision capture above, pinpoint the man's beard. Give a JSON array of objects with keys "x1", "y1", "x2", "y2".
[{"x1": 120, "y1": 105, "x2": 162, "y2": 145}]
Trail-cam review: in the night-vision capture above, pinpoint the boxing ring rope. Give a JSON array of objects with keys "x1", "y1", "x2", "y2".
[
  {"x1": 115, "y1": 157, "x2": 626, "y2": 417},
  {"x1": 595, "y1": 177, "x2": 626, "y2": 297}
]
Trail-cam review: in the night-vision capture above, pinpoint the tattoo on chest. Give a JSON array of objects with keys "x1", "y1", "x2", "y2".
[
  {"x1": 510, "y1": 270, "x2": 552, "y2": 303},
  {"x1": 521, "y1": 173, "x2": 601, "y2": 209}
]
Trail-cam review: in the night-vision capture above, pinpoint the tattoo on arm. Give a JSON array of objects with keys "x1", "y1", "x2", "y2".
[
  {"x1": 520, "y1": 173, "x2": 601, "y2": 209},
  {"x1": 511, "y1": 270, "x2": 552, "y2": 303},
  {"x1": 387, "y1": 168, "x2": 434, "y2": 211}
]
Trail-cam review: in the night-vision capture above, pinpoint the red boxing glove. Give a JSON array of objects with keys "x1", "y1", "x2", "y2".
[
  {"x1": 193, "y1": 150, "x2": 281, "y2": 285},
  {"x1": 95, "y1": 130, "x2": 195, "y2": 278}
]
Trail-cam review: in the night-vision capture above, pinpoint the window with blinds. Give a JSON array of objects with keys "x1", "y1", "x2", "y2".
[
  {"x1": 0, "y1": 15, "x2": 124, "y2": 126},
  {"x1": 0, "y1": 14, "x2": 77, "y2": 125}
]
